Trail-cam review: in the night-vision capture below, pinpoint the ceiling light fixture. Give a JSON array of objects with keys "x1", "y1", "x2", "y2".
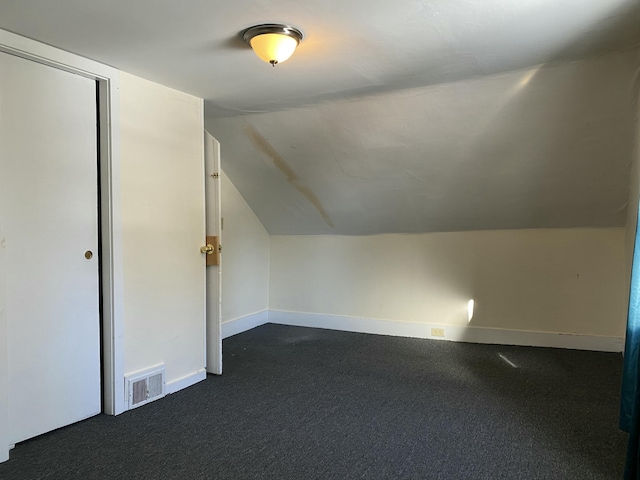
[{"x1": 242, "y1": 24, "x2": 303, "y2": 66}]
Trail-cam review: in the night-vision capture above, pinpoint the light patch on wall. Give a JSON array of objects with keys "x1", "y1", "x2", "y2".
[
  {"x1": 467, "y1": 299, "x2": 475, "y2": 322},
  {"x1": 243, "y1": 124, "x2": 334, "y2": 228},
  {"x1": 503, "y1": 65, "x2": 542, "y2": 100},
  {"x1": 515, "y1": 68, "x2": 538, "y2": 92},
  {"x1": 464, "y1": 65, "x2": 542, "y2": 143}
]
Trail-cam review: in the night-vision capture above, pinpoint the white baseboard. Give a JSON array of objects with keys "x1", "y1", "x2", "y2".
[
  {"x1": 166, "y1": 368, "x2": 206, "y2": 395},
  {"x1": 268, "y1": 310, "x2": 624, "y2": 353},
  {"x1": 222, "y1": 310, "x2": 269, "y2": 339}
]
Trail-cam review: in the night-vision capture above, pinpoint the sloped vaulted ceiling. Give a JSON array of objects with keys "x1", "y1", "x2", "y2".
[
  {"x1": 1, "y1": 0, "x2": 639, "y2": 234},
  {"x1": 208, "y1": 51, "x2": 638, "y2": 234}
]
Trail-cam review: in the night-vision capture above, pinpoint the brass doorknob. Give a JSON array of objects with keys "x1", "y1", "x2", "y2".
[{"x1": 200, "y1": 244, "x2": 214, "y2": 254}]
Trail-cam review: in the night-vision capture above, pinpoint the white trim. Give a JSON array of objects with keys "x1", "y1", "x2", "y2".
[
  {"x1": 268, "y1": 310, "x2": 624, "y2": 352},
  {"x1": 166, "y1": 369, "x2": 207, "y2": 395},
  {"x1": 96, "y1": 63, "x2": 125, "y2": 418},
  {"x1": 200, "y1": 117, "x2": 207, "y2": 376},
  {"x1": 222, "y1": 311, "x2": 269, "y2": 339},
  {"x1": 205, "y1": 132, "x2": 223, "y2": 375},
  {"x1": 0, "y1": 30, "x2": 117, "y2": 80},
  {"x1": 0, "y1": 29, "x2": 124, "y2": 421}
]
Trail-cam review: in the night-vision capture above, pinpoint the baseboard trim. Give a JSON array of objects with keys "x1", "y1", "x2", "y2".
[
  {"x1": 166, "y1": 369, "x2": 206, "y2": 395},
  {"x1": 222, "y1": 310, "x2": 269, "y2": 339},
  {"x1": 268, "y1": 310, "x2": 624, "y2": 352}
]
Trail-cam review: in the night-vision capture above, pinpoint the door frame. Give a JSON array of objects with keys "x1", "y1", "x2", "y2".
[
  {"x1": 0, "y1": 28, "x2": 125, "y2": 435},
  {"x1": 205, "y1": 132, "x2": 222, "y2": 375}
]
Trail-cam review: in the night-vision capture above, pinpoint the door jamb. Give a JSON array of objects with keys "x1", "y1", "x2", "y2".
[{"x1": 0, "y1": 30, "x2": 125, "y2": 419}]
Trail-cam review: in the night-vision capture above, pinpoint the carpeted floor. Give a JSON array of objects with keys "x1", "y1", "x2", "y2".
[{"x1": 0, "y1": 324, "x2": 628, "y2": 479}]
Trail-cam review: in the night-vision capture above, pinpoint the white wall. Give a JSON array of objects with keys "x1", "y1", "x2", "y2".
[
  {"x1": 270, "y1": 228, "x2": 626, "y2": 341},
  {"x1": 120, "y1": 72, "x2": 206, "y2": 386},
  {"x1": 626, "y1": 87, "x2": 640, "y2": 295},
  {"x1": 0, "y1": 223, "x2": 7, "y2": 462},
  {"x1": 220, "y1": 170, "x2": 270, "y2": 328}
]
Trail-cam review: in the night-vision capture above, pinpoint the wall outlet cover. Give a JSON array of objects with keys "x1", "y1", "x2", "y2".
[{"x1": 431, "y1": 327, "x2": 445, "y2": 337}]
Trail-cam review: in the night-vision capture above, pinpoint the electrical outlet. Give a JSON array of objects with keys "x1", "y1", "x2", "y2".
[{"x1": 431, "y1": 327, "x2": 445, "y2": 337}]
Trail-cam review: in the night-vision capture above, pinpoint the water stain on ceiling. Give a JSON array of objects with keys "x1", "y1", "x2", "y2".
[{"x1": 244, "y1": 124, "x2": 335, "y2": 228}]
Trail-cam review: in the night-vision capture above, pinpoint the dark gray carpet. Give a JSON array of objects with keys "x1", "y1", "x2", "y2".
[{"x1": 0, "y1": 324, "x2": 627, "y2": 479}]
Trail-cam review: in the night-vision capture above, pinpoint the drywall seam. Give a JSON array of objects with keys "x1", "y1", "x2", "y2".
[{"x1": 268, "y1": 310, "x2": 624, "y2": 352}]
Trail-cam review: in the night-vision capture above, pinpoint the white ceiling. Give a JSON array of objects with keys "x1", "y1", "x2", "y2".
[{"x1": 1, "y1": 0, "x2": 639, "y2": 234}]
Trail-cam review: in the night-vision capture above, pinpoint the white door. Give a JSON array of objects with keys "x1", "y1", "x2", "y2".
[
  {"x1": 0, "y1": 51, "x2": 101, "y2": 444},
  {"x1": 205, "y1": 131, "x2": 222, "y2": 375}
]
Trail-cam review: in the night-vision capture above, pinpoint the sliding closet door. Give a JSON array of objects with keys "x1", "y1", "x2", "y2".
[{"x1": 0, "y1": 51, "x2": 101, "y2": 444}]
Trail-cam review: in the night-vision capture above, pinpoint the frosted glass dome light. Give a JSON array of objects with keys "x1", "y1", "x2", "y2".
[{"x1": 242, "y1": 24, "x2": 303, "y2": 66}]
